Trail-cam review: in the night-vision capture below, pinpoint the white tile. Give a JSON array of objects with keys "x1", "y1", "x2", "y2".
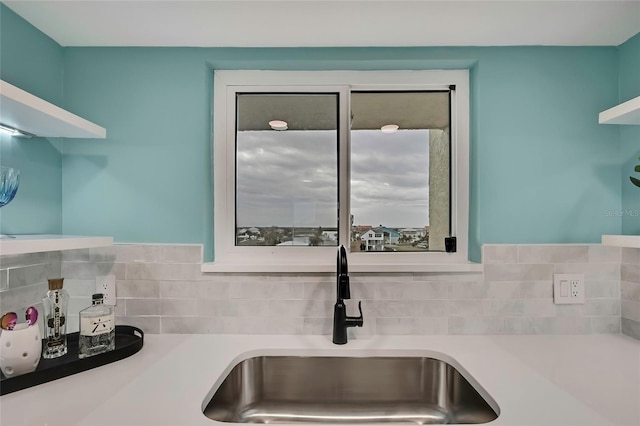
[
  {"x1": 590, "y1": 316, "x2": 621, "y2": 334},
  {"x1": 160, "y1": 299, "x2": 198, "y2": 316},
  {"x1": 447, "y1": 300, "x2": 485, "y2": 316},
  {"x1": 588, "y1": 245, "x2": 621, "y2": 263},
  {"x1": 521, "y1": 299, "x2": 556, "y2": 317},
  {"x1": 125, "y1": 299, "x2": 160, "y2": 316},
  {"x1": 302, "y1": 317, "x2": 332, "y2": 335},
  {"x1": 482, "y1": 245, "x2": 517, "y2": 264},
  {"x1": 621, "y1": 318, "x2": 640, "y2": 340},
  {"x1": 116, "y1": 316, "x2": 160, "y2": 334},
  {"x1": 448, "y1": 317, "x2": 505, "y2": 334},
  {"x1": 586, "y1": 280, "x2": 620, "y2": 299},
  {"x1": 554, "y1": 263, "x2": 619, "y2": 281},
  {"x1": 517, "y1": 245, "x2": 588, "y2": 264},
  {"x1": 585, "y1": 299, "x2": 620, "y2": 316},
  {"x1": 125, "y1": 262, "x2": 198, "y2": 281},
  {"x1": 375, "y1": 318, "x2": 418, "y2": 335},
  {"x1": 484, "y1": 299, "x2": 524, "y2": 316},
  {"x1": 519, "y1": 281, "x2": 553, "y2": 299},
  {"x1": 621, "y1": 281, "x2": 640, "y2": 302},
  {"x1": 366, "y1": 301, "x2": 412, "y2": 317},
  {"x1": 447, "y1": 282, "x2": 486, "y2": 299},
  {"x1": 621, "y1": 247, "x2": 640, "y2": 265},
  {"x1": 486, "y1": 281, "x2": 521, "y2": 299},
  {"x1": 410, "y1": 300, "x2": 448, "y2": 316},
  {"x1": 621, "y1": 300, "x2": 640, "y2": 322},
  {"x1": 116, "y1": 280, "x2": 160, "y2": 298},
  {"x1": 484, "y1": 264, "x2": 554, "y2": 281},
  {"x1": 621, "y1": 263, "x2": 640, "y2": 283}
]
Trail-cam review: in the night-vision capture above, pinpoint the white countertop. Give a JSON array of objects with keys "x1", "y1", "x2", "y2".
[{"x1": 1, "y1": 334, "x2": 639, "y2": 426}]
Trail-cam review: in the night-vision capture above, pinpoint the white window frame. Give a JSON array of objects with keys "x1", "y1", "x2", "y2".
[{"x1": 203, "y1": 70, "x2": 477, "y2": 273}]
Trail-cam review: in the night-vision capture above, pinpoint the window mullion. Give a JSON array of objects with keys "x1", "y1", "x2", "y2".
[{"x1": 338, "y1": 86, "x2": 351, "y2": 250}]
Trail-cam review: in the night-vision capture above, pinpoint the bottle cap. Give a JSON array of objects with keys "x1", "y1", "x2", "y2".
[
  {"x1": 48, "y1": 278, "x2": 64, "y2": 290},
  {"x1": 92, "y1": 293, "x2": 104, "y2": 301}
]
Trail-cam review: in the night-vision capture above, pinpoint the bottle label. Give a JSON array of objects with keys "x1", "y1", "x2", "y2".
[{"x1": 80, "y1": 314, "x2": 114, "y2": 336}]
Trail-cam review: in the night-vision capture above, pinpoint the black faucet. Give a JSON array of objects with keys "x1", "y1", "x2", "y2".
[{"x1": 333, "y1": 245, "x2": 363, "y2": 344}]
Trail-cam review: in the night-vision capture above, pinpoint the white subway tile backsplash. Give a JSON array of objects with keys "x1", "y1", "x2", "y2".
[
  {"x1": 518, "y1": 245, "x2": 588, "y2": 264},
  {"x1": 116, "y1": 316, "x2": 160, "y2": 334},
  {"x1": 590, "y1": 316, "x2": 621, "y2": 334},
  {"x1": 447, "y1": 300, "x2": 485, "y2": 316},
  {"x1": 160, "y1": 299, "x2": 198, "y2": 316},
  {"x1": 554, "y1": 263, "x2": 620, "y2": 281},
  {"x1": 521, "y1": 299, "x2": 556, "y2": 317},
  {"x1": 482, "y1": 245, "x2": 517, "y2": 264},
  {"x1": 588, "y1": 245, "x2": 621, "y2": 263},
  {"x1": 519, "y1": 281, "x2": 552, "y2": 299},
  {"x1": 484, "y1": 264, "x2": 553, "y2": 281},
  {"x1": 448, "y1": 317, "x2": 505, "y2": 334},
  {"x1": 621, "y1": 300, "x2": 640, "y2": 323},
  {"x1": 621, "y1": 318, "x2": 640, "y2": 340},
  {"x1": 585, "y1": 299, "x2": 620, "y2": 316},
  {"x1": 621, "y1": 281, "x2": 640, "y2": 302},
  {"x1": 1, "y1": 243, "x2": 629, "y2": 338},
  {"x1": 621, "y1": 263, "x2": 640, "y2": 283},
  {"x1": 587, "y1": 280, "x2": 621, "y2": 299},
  {"x1": 126, "y1": 298, "x2": 160, "y2": 316},
  {"x1": 126, "y1": 262, "x2": 198, "y2": 281}
]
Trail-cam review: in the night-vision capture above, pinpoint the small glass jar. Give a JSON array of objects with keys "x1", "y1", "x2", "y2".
[{"x1": 78, "y1": 293, "x2": 115, "y2": 359}]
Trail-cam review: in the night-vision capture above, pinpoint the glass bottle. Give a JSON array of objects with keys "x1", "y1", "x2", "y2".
[
  {"x1": 79, "y1": 293, "x2": 115, "y2": 359},
  {"x1": 42, "y1": 278, "x2": 69, "y2": 358}
]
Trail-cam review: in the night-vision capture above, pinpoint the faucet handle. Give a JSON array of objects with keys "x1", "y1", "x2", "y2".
[
  {"x1": 353, "y1": 301, "x2": 364, "y2": 326},
  {"x1": 357, "y1": 301, "x2": 363, "y2": 319}
]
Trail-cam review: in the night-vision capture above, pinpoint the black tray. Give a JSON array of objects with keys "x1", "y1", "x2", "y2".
[{"x1": 1, "y1": 325, "x2": 143, "y2": 396}]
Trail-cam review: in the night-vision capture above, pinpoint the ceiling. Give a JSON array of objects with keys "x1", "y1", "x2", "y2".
[{"x1": 3, "y1": 1, "x2": 639, "y2": 48}]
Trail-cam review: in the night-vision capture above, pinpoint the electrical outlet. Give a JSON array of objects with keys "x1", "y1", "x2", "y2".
[
  {"x1": 96, "y1": 275, "x2": 116, "y2": 306},
  {"x1": 553, "y1": 274, "x2": 585, "y2": 304}
]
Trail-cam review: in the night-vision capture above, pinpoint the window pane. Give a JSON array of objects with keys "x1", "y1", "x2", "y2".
[
  {"x1": 350, "y1": 92, "x2": 450, "y2": 252},
  {"x1": 236, "y1": 94, "x2": 338, "y2": 246}
]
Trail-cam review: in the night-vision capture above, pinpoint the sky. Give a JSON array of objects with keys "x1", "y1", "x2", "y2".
[{"x1": 236, "y1": 129, "x2": 431, "y2": 229}]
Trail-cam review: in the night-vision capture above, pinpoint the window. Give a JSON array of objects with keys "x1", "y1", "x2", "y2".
[{"x1": 207, "y1": 71, "x2": 471, "y2": 272}]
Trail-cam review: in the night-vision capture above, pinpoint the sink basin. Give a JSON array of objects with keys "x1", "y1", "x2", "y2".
[{"x1": 203, "y1": 355, "x2": 499, "y2": 424}]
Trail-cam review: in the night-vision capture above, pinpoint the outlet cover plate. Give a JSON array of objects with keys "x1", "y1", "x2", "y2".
[
  {"x1": 96, "y1": 275, "x2": 116, "y2": 306},
  {"x1": 553, "y1": 273, "x2": 585, "y2": 304}
]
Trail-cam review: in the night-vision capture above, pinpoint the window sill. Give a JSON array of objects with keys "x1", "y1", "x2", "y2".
[{"x1": 201, "y1": 259, "x2": 483, "y2": 274}]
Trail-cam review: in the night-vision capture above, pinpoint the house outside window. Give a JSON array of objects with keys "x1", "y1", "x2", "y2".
[{"x1": 205, "y1": 71, "x2": 472, "y2": 273}]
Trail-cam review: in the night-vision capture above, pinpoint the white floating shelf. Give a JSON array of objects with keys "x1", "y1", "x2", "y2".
[
  {"x1": 601, "y1": 235, "x2": 640, "y2": 249},
  {"x1": 598, "y1": 95, "x2": 640, "y2": 125},
  {"x1": 0, "y1": 235, "x2": 113, "y2": 256},
  {"x1": 0, "y1": 80, "x2": 106, "y2": 138}
]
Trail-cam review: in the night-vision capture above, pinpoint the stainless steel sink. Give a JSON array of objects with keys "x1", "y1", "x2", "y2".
[{"x1": 203, "y1": 356, "x2": 499, "y2": 424}]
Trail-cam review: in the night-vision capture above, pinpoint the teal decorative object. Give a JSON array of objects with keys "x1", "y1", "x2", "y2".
[{"x1": 632, "y1": 157, "x2": 640, "y2": 188}]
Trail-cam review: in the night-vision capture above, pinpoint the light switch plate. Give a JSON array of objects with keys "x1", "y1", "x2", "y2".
[{"x1": 553, "y1": 274, "x2": 585, "y2": 304}]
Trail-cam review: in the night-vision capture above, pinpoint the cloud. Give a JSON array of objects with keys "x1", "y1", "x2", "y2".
[{"x1": 236, "y1": 129, "x2": 438, "y2": 228}]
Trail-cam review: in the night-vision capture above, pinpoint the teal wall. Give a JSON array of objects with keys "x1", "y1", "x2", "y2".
[
  {"x1": 619, "y1": 33, "x2": 640, "y2": 234},
  {"x1": 0, "y1": 4, "x2": 632, "y2": 262},
  {"x1": 0, "y1": 4, "x2": 63, "y2": 235},
  {"x1": 61, "y1": 46, "x2": 622, "y2": 262}
]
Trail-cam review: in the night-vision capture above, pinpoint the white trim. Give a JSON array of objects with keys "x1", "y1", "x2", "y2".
[{"x1": 211, "y1": 70, "x2": 470, "y2": 273}]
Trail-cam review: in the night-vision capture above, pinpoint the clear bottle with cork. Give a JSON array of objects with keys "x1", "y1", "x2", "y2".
[
  {"x1": 79, "y1": 293, "x2": 115, "y2": 358},
  {"x1": 42, "y1": 278, "x2": 69, "y2": 358}
]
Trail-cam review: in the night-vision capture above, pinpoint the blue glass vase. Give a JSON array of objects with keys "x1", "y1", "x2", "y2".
[
  {"x1": 0, "y1": 167, "x2": 20, "y2": 239},
  {"x1": 0, "y1": 166, "x2": 19, "y2": 207}
]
